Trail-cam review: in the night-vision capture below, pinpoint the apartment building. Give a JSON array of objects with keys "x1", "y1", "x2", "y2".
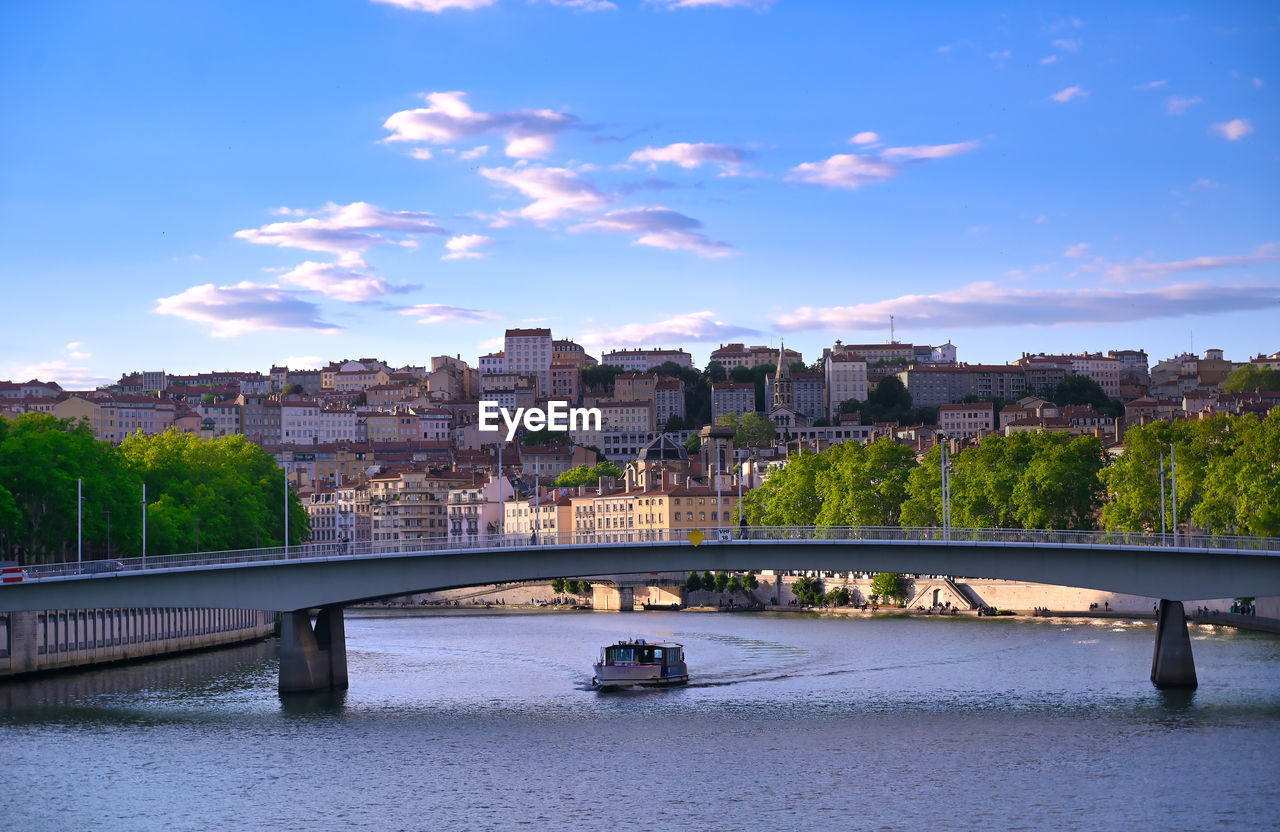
[
  {"x1": 711, "y1": 382, "x2": 756, "y2": 424},
  {"x1": 710, "y1": 343, "x2": 802, "y2": 370},
  {"x1": 653, "y1": 377, "x2": 686, "y2": 425},
  {"x1": 766, "y1": 371, "x2": 825, "y2": 420},
  {"x1": 897, "y1": 365, "x2": 1028, "y2": 407},
  {"x1": 599, "y1": 400, "x2": 656, "y2": 433},
  {"x1": 823, "y1": 353, "x2": 869, "y2": 418},
  {"x1": 504, "y1": 328, "x2": 553, "y2": 394},
  {"x1": 238, "y1": 394, "x2": 280, "y2": 446},
  {"x1": 939, "y1": 402, "x2": 994, "y2": 439},
  {"x1": 614, "y1": 373, "x2": 657, "y2": 403},
  {"x1": 600, "y1": 347, "x2": 692, "y2": 372},
  {"x1": 280, "y1": 400, "x2": 321, "y2": 444}
]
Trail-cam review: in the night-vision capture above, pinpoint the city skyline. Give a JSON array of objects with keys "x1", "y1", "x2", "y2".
[{"x1": 2, "y1": 0, "x2": 1277, "y2": 387}]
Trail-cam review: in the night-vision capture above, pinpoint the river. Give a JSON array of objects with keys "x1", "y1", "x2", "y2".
[{"x1": 3, "y1": 610, "x2": 1278, "y2": 831}]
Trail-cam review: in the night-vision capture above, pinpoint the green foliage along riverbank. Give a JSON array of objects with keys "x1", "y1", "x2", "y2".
[
  {"x1": 0, "y1": 414, "x2": 310, "y2": 565},
  {"x1": 743, "y1": 410, "x2": 1280, "y2": 537}
]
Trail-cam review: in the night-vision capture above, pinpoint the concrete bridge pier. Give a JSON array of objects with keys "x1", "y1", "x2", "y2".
[
  {"x1": 1151, "y1": 599, "x2": 1197, "y2": 689},
  {"x1": 279, "y1": 606, "x2": 349, "y2": 694}
]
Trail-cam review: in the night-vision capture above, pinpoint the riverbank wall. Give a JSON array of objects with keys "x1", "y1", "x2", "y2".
[{"x1": 0, "y1": 608, "x2": 276, "y2": 679}]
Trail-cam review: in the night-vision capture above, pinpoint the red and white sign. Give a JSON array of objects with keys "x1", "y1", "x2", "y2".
[{"x1": 1, "y1": 567, "x2": 25, "y2": 584}]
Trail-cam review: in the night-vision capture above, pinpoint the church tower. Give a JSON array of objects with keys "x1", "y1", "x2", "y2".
[{"x1": 772, "y1": 340, "x2": 793, "y2": 412}]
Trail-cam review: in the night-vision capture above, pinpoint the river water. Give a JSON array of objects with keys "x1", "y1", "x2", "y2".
[{"x1": 2, "y1": 610, "x2": 1278, "y2": 831}]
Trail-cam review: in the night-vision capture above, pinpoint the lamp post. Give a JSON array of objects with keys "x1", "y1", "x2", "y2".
[
  {"x1": 103, "y1": 510, "x2": 112, "y2": 560},
  {"x1": 140, "y1": 482, "x2": 147, "y2": 568},
  {"x1": 77, "y1": 477, "x2": 83, "y2": 570},
  {"x1": 938, "y1": 433, "x2": 951, "y2": 541},
  {"x1": 1170, "y1": 443, "x2": 1178, "y2": 548},
  {"x1": 283, "y1": 455, "x2": 290, "y2": 556},
  {"x1": 1158, "y1": 452, "x2": 1167, "y2": 545}
]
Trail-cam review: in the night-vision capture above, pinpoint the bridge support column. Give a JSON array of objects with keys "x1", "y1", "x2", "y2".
[
  {"x1": 1151, "y1": 599, "x2": 1197, "y2": 689},
  {"x1": 279, "y1": 606, "x2": 349, "y2": 694}
]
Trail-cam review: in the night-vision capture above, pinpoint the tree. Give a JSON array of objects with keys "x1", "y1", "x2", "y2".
[
  {"x1": 901, "y1": 444, "x2": 945, "y2": 527},
  {"x1": 791, "y1": 575, "x2": 823, "y2": 605},
  {"x1": 581, "y1": 364, "x2": 625, "y2": 392},
  {"x1": 814, "y1": 438, "x2": 917, "y2": 527},
  {"x1": 825, "y1": 586, "x2": 851, "y2": 606},
  {"x1": 685, "y1": 571, "x2": 702, "y2": 591},
  {"x1": 1221, "y1": 364, "x2": 1280, "y2": 393},
  {"x1": 743, "y1": 570, "x2": 759, "y2": 591},
  {"x1": 702, "y1": 571, "x2": 715, "y2": 592},
  {"x1": 551, "y1": 578, "x2": 566, "y2": 594},
  {"x1": 684, "y1": 434, "x2": 702, "y2": 455},
  {"x1": 554, "y1": 461, "x2": 623, "y2": 488},
  {"x1": 1051, "y1": 374, "x2": 1121, "y2": 418},
  {"x1": 742, "y1": 449, "x2": 829, "y2": 526},
  {"x1": 1010, "y1": 434, "x2": 1107, "y2": 530},
  {"x1": 727, "y1": 574, "x2": 742, "y2": 593},
  {"x1": 704, "y1": 361, "x2": 727, "y2": 384},
  {"x1": 1192, "y1": 410, "x2": 1280, "y2": 536},
  {"x1": 714, "y1": 571, "x2": 730, "y2": 593},
  {"x1": 282, "y1": 384, "x2": 304, "y2": 396},
  {"x1": 521, "y1": 428, "x2": 571, "y2": 446},
  {"x1": 861, "y1": 376, "x2": 912, "y2": 424},
  {"x1": 870, "y1": 572, "x2": 908, "y2": 603},
  {"x1": 789, "y1": 361, "x2": 808, "y2": 374},
  {"x1": 717, "y1": 411, "x2": 777, "y2": 448}
]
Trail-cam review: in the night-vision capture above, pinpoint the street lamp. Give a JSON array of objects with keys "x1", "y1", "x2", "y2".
[
  {"x1": 937, "y1": 432, "x2": 952, "y2": 541},
  {"x1": 140, "y1": 482, "x2": 147, "y2": 568}
]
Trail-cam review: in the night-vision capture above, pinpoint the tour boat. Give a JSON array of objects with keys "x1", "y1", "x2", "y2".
[{"x1": 592, "y1": 639, "x2": 689, "y2": 689}]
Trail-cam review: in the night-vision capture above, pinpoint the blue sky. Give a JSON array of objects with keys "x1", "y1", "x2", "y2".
[{"x1": 1, "y1": 0, "x2": 1276, "y2": 387}]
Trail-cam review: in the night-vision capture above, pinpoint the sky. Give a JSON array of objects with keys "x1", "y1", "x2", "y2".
[{"x1": 1, "y1": 0, "x2": 1277, "y2": 388}]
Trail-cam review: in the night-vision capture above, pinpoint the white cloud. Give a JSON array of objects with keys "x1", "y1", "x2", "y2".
[
  {"x1": 383, "y1": 91, "x2": 577, "y2": 159},
  {"x1": 1209, "y1": 119, "x2": 1253, "y2": 141},
  {"x1": 1064, "y1": 242, "x2": 1091, "y2": 258},
  {"x1": 580, "y1": 311, "x2": 758, "y2": 348},
  {"x1": 649, "y1": 0, "x2": 774, "y2": 8},
  {"x1": 544, "y1": 0, "x2": 617, "y2": 9},
  {"x1": 1166, "y1": 95, "x2": 1202, "y2": 115},
  {"x1": 1035, "y1": 215, "x2": 1047, "y2": 224},
  {"x1": 628, "y1": 142, "x2": 751, "y2": 175},
  {"x1": 1040, "y1": 55, "x2": 1059, "y2": 65},
  {"x1": 277, "y1": 260, "x2": 419, "y2": 302},
  {"x1": 1050, "y1": 85, "x2": 1088, "y2": 103},
  {"x1": 850, "y1": 132, "x2": 880, "y2": 145},
  {"x1": 371, "y1": 0, "x2": 497, "y2": 11},
  {"x1": 397, "y1": 304, "x2": 498, "y2": 325},
  {"x1": 7, "y1": 360, "x2": 109, "y2": 390},
  {"x1": 155, "y1": 282, "x2": 340, "y2": 338},
  {"x1": 1134, "y1": 80, "x2": 1167, "y2": 91},
  {"x1": 774, "y1": 282, "x2": 1280, "y2": 332},
  {"x1": 987, "y1": 49, "x2": 1011, "y2": 59},
  {"x1": 458, "y1": 145, "x2": 490, "y2": 160},
  {"x1": 235, "y1": 201, "x2": 447, "y2": 259},
  {"x1": 408, "y1": 148, "x2": 435, "y2": 160},
  {"x1": 1051, "y1": 38, "x2": 1080, "y2": 51},
  {"x1": 572, "y1": 207, "x2": 735, "y2": 258},
  {"x1": 270, "y1": 206, "x2": 309, "y2": 217},
  {"x1": 788, "y1": 140, "x2": 977, "y2": 190},
  {"x1": 1253, "y1": 77, "x2": 1264, "y2": 89},
  {"x1": 65, "y1": 341, "x2": 91, "y2": 360},
  {"x1": 281, "y1": 355, "x2": 325, "y2": 370},
  {"x1": 1085, "y1": 243, "x2": 1278, "y2": 282},
  {"x1": 443, "y1": 234, "x2": 495, "y2": 260},
  {"x1": 480, "y1": 165, "x2": 610, "y2": 221}
]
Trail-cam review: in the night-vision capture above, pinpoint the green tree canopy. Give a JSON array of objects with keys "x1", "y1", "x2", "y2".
[
  {"x1": 553, "y1": 461, "x2": 624, "y2": 488},
  {"x1": 717, "y1": 411, "x2": 778, "y2": 448},
  {"x1": 1221, "y1": 364, "x2": 1280, "y2": 393},
  {"x1": 870, "y1": 572, "x2": 909, "y2": 603}
]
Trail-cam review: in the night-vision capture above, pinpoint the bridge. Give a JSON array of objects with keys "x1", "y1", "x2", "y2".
[{"x1": 2, "y1": 526, "x2": 1278, "y2": 694}]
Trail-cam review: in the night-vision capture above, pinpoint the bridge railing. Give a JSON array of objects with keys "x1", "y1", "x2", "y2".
[{"x1": 16, "y1": 525, "x2": 1280, "y2": 581}]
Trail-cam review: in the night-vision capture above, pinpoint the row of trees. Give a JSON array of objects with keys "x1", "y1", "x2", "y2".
[
  {"x1": 0, "y1": 415, "x2": 310, "y2": 564},
  {"x1": 742, "y1": 410, "x2": 1280, "y2": 536},
  {"x1": 791, "y1": 573, "x2": 910, "y2": 606},
  {"x1": 685, "y1": 570, "x2": 759, "y2": 594},
  {"x1": 550, "y1": 578, "x2": 592, "y2": 596}
]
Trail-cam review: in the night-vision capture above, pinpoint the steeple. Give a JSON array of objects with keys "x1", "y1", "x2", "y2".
[{"x1": 772, "y1": 339, "x2": 793, "y2": 411}]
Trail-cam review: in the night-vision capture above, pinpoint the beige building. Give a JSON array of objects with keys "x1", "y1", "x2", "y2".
[{"x1": 939, "y1": 402, "x2": 994, "y2": 439}]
